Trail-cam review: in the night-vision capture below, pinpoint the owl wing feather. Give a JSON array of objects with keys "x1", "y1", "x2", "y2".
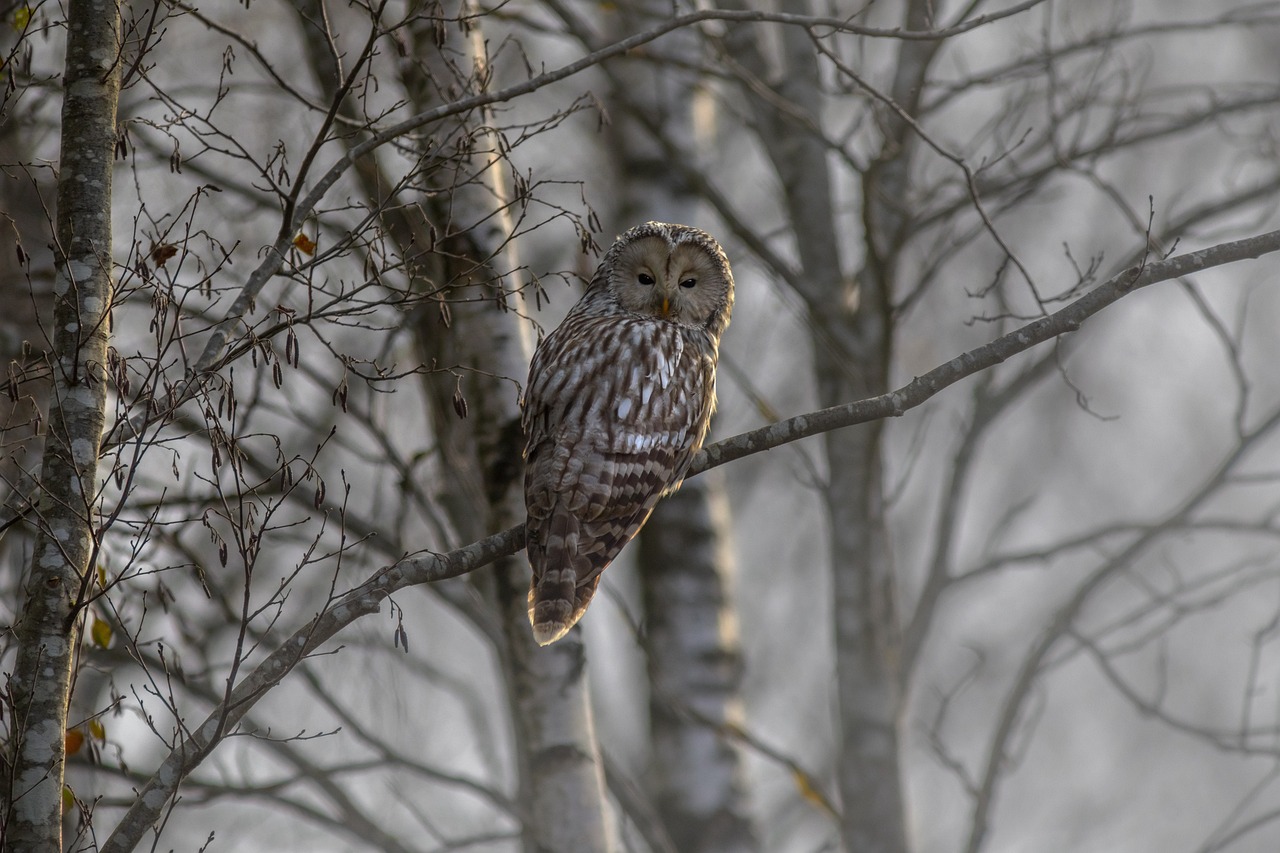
[{"x1": 523, "y1": 313, "x2": 715, "y2": 645}]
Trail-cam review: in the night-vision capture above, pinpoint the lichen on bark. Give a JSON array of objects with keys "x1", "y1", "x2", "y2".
[{"x1": 4, "y1": 1, "x2": 121, "y2": 849}]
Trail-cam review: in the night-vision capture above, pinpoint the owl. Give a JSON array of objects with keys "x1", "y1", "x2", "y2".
[{"x1": 522, "y1": 222, "x2": 735, "y2": 646}]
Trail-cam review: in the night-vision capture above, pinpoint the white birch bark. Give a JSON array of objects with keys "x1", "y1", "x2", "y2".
[
  {"x1": 600, "y1": 3, "x2": 758, "y2": 849},
  {"x1": 720, "y1": 1, "x2": 932, "y2": 849},
  {"x1": 638, "y1": 473, "x2": 756, "y2": 853},
  {"x1": 397, "y1": 5, "x2": 615, "y2": 851},
  {"x1": 4, "y1": 1, "x2": 120, "y2": 849}
]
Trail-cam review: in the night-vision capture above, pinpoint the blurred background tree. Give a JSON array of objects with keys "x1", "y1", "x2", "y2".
[{"x1": 4, "y1": 2, "x2": 1280, "y2": 852}]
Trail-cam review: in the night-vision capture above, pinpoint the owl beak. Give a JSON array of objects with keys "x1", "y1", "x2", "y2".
[{"x1": 660, "y1": 295, "x2": 671, "y2": 318}]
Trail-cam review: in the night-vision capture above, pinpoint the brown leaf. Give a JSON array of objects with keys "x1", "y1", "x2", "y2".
[
  {"x1": 292, "y1": 233, "x2": 316, "y2": 255},
  {"x1": 65, "y1": 729, "x2": 84, "y2": 756},
  {"x1": 150, "y1": 243, "x2": 178, "y2": 266}
]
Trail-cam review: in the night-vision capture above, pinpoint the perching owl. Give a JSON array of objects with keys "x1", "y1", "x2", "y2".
[{"x1": 522, "y1": 222, "x2": 734, "y2": 646}]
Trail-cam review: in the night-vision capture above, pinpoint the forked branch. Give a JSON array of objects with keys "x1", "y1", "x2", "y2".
[{"x1": 99, "y1": 225, "x2": 1280, "y2": 852}]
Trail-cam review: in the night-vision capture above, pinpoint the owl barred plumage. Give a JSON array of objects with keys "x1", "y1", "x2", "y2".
[{"x1": 522, "y1": 222, "x2": 734, "y2": 645}]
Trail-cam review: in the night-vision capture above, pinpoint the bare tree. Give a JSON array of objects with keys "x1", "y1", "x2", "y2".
[
  {"x1": 693, "y1": 2, "x2": 1280, "y2": 851},
  {"x1": 5, "y1": 2, "x2": 1280, "y2": 852},
  {"x1": 4, "y1": 1, "x2": 119, "y2": 848},
  {"x1": 592, "y1": 3, "x2": 758, "y2": 849},
  {"x1": 394, "y1": 4, "x2": 613, "y2": 849}
]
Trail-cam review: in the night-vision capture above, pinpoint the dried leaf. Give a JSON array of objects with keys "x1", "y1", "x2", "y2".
[
  {"x1": 65, "y1": 729, "x2": 84, "y2": 756},
  {"x1": 88, "y1": 718, "x2": 106, "y2": 741},
  {"x1": 62, "y1": 785, "x2": 74, "y2": 812},
  {"x1": 292, "y1": 233, "x2": 316, "y2": 255},
  {"x1": 150, "y1": 243, "x2": 178, "y2": 266}
]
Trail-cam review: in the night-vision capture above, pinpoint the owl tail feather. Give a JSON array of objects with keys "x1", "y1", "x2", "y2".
[
  {"x1": 527, "y1": 509, "x2": 606, "y2": 645},
  {"x1": 529, "y1": 572, "x2": 601, "y2": 645}
]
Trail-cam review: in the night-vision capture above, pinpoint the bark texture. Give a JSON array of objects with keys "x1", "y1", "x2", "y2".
[
  {"x1": 601, "y1": 3, "x2": 758, "y2": 849},
  {"x1": 399, "y1": 5, "x2": 615, "y2": 851},
  {"x1": 721, "y1": 1, "x2": 939, "y2": 848},
  {"x1": 639, "y1": 474, "x2": 755, "y2": 853},
  {"x1": 5, "y1": 1, "x2": 120, "y2": 849}
]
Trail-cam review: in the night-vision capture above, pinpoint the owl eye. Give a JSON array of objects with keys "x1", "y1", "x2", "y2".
[
  {"x1": 637, "y1": 273, "x2": 656, "y2": 286},
  {"x1": 679, "y1": 277, "x2": 697, "y2": 289}
]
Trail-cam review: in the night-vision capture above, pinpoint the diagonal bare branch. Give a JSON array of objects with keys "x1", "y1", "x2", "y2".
[{"x1": 99, "y1": 224, "x2": 1280, "y2": 851}]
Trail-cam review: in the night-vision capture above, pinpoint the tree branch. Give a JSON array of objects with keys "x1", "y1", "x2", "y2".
[
  {"x1": 695, "y1": 228, "x2": 1280, "y2": 473},
  {"x1": 99, "y1": 224, "x2": 1280, "y2": 851},
  {"x1": 183, "y1": 2, "x2": 1047, "y2": 387}
]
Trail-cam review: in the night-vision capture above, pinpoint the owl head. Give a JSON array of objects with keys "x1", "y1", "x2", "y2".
[{"x1": 600, "y1": 222, "x2": 734, "y2": 339}]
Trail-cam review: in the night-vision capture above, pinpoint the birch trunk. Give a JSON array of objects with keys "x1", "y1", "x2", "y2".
[
  {"x1": 4, "y1": 1, "x2": 120, "y2": 849},
  {"x1": 602, "y1": 4, "x2": 758, "y2": 849},
  {"x1": 830, "y1": 6, "x2": 940, "y2": 847},
  {"x1": 399, "y1": 5, "x2": 615, "y2": 850},
  {"x1": 721, "y1": 1, "x2": 941, "y2": 848},
  {"x1": 638, "y1": 474, "x2": 755, "y2": 853}
]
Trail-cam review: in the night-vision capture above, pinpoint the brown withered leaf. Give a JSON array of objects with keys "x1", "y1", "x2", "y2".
[
  {"x1": 292, "y1": 233, "x2": 316, "y2": 255},
  {"x1": 150, "y1": 243, "x2": 179, "y2": 266}
]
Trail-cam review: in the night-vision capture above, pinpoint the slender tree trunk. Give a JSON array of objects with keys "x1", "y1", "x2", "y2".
[
  {"x1": 638, "y1": 473, "x2": 756, "y2": 853},
  {"x1": 4, "y1": 1, "x2": 120, "y2": 849},
  {"x1": 825, "y1": 3, "x2": 941, "y2": 849},
  {"x1": 398, "y1": 4, "x2": 615, "y2": 850},
  {"x1": 601, "y1": 4, "x2": 758, "y2": 849},
  {"x1": 722, "y1": 1, "x2": 943, "y2": 848},
  {"x1": 294, "y1": 7, "x2": 614, "y2": 845},
  {"x1": 780, "y1": 30, "x2": 906, "y2": 849}
]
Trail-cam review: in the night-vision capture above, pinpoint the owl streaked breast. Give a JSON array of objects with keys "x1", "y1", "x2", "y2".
[{"x1": 522, "y1": 221, "x2": 734, "y2": 645}]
